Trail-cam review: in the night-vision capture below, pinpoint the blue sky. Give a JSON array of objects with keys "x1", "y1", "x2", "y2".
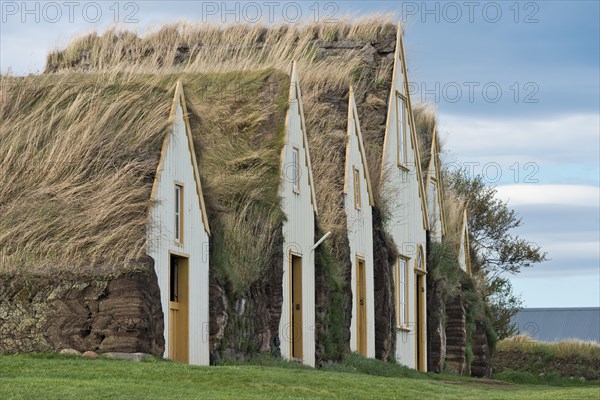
[{"x1": 1, "y1": 1, "x2": 598, "y2": 307}]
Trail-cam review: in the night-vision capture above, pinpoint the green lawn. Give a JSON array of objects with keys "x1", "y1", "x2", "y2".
[{"x1": 0, "y1": 354, "x2": 598, "y2": 400}]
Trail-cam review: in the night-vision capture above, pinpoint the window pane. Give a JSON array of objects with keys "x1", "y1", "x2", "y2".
[
  {"x1": 354, "y1": 168, "x2": 361, "y2": 209},
  {"x1": 398, "y1": 96, "x2": 406, "y2": 165},
  {"x1": 292, "y1": 148, "x2": 300, "y2": 192},
  {"x1": 399, "y1": 259, "x2": 407, "y2": 326},
  {"x1": 175, "y1": 185, "x2": 182, "y2": 241}
]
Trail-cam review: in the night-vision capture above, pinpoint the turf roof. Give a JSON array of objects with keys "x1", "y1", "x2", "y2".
[{"x1": 0, "y1": 70, "x2": 289, "y2": 277}]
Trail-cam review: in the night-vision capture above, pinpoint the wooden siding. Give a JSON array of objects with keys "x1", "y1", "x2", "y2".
[
  {"x1": 381, "y1": 25, "x2": 429, "y2": 370},
  {"x1": 345, "y1": 91, "x2": 376, "y2": 358},
  {"x1": 148, "y1": 87, "x2": 210, "y2": 366},
  {"x1": 279, "y1": 64, "x2": 317, "y2": 367}
]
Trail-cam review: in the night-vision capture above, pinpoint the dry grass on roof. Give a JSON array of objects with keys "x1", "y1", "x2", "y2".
[
  {"x1": 443, "y1": 190, "x2": 467, "y2": 252},
  {"x1": 45, "y1": 15, "x2": 396, "y2": 93},
  {"x1": 0, "y1": 69, "x2": 289, "y2": 281},
  {"x1": 0, "y1": 73, "x2": 171, "y2": 274},
  {"x1": 181, "y1": 69, "x2": 290, "y2": 295},
  {"x1": 413, "y1": 103, "x2": 437, "y2": 174}
]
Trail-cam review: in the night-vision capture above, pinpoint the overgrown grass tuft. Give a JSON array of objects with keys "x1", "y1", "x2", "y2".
[
  {"x1": 498, "y1": 336, "x2": 600, "y2": 362},
  {"x1": 493, "y1": 336, "x2": 600, "y2": 383}
]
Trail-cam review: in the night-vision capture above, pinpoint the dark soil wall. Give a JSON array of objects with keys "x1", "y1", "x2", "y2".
[
  {"x1": 445, "y1": 292, "x2": 467, "y2": 374},
  {"x1": 426, "y1": 274, "x2": 446, "y2": 373},
  {"x1": 372, "y1": 208, "x2": 397, "y2": 361},
  {"x1": 0, "y1": 264, "x2": 164, "y2": 355},
  {"x1": 209, "y1": 222, "x2": 285, "y2": 362}
]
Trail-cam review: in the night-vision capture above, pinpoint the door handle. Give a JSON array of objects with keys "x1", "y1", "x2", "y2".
[
  {"x1": 360, "y1": 299, "x2": 364, "y2": 305},
  {"x1": 295, "y1": 304, "x2": 301, "y2": 310}
]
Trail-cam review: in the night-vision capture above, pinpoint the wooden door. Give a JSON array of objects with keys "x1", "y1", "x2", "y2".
[
  {"x1": 356, "y1": 258, "x2": 367, "y2": 356},
  {"x1": 169, "y1": 255, "x2": 189, "y2": 363},
  {"x1": 291, "y1": 255, "x2": 303, "y2": 361}
]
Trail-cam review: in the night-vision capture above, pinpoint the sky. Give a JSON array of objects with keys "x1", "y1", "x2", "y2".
[{"x1": 1, "y1": 1, "x2": 598, "y2": 307}]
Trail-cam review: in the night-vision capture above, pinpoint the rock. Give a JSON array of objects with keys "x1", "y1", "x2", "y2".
[
  {"x1": 373, "y1": 37, "x2": 396, "y2": 54},
  {"x1": 579, "y1": 377, "x2": 586, "y2": 382},
  {"x1": 82, "y1": 351, "x2": 98, "y2": 359},
  {"x1": 359, "y1": 44, "x2": 378, "y2": 67},
  {"x1": 103, "y1": 352, "x2": 152, "y2": 362},
  {"x1": 59, "y1": 348, "x2": 81, "y2": 356},
  {"x1": 538, "y1": 372, "x2": 545, "y2": 377}
]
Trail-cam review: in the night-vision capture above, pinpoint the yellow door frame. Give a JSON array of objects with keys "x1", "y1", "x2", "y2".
[
  {"x1": 414, "y1": 269, "x2": 426, "y2": 371},
  {"x1": 168, "y1": 253, "x2": 189, "y2": 363},
  {"x1": 356, "y1": 256, "x2": 367, "y2": 356},
  {"x1": 289, "y1": 251, "x2": 303, "y2": 361}
]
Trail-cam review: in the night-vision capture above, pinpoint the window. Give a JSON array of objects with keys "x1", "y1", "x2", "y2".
[
  {"x1": 292, "y1": 147, "x2": 300, "y2": 193},
  {"x1": 416, "y1": 246, "x2": 424, "y2": 271},
  {"x1": 175, "y1": 184, "x2": 183, "y2": 243},
  {"x1": 353, "y1": 167, "x2": 362, "y2": 210},
  {"x1": 428, "y1": 179, "x2": 437, "y2": 219},
  {"x1": 394, "y1": 257, "x2": 410, "y2": 328},
  {"x1": 397, "y1": 94, "x2": 407, "y2": 167}
]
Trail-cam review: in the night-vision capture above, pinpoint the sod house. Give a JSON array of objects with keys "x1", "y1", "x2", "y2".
[{"x1": 0, "y1": 17, "x2": 496, "y2": 371}]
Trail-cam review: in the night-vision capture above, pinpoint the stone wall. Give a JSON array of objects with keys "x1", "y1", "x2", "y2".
[
  {"x1": 208, "y1": 223, "x2": 284, "y2": 362},
  {"x1": 372, "y1": 208, "x2": 397, "y2": 361},
  {"x1": 445, "y1": 291, "x2": 467, "y2": 374},
  {"x1": 0, "y1": 264, "x2": 164, "y2": 355},
  {"x1": 470, "y1": 321, "x2": 492, "y2": 377},
  {"x1": 426, "y1": 275, "x2": 446, "y2": 372}
]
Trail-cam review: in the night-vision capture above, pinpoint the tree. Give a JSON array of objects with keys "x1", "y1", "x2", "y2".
[
  {"x1": 447, "y1": 168, "x2": 547, "y2": 339},
  {"x1": 448, "y1": 169, "x2": 547, "y2": 277},
  {"x1": 487, "y1": 276, "x2": 523, "y2": 339}
]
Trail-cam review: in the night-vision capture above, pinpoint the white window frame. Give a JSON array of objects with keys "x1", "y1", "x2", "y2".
[
  {"x1": 429, "y1": 178, "x2": 437, "y2": 223},
  {"x1": 395, "y1": 256, "x2": 410, "y2": 329},
  {"x1": 175, "y1": 183, "x2": 184, "y2": 243},
  {"x1": 292, "y1": 147, "x2": 300, "y2": 194},
  {"x1": 396, "y1": 93, "x2": 408, "y2": 168},
  {"x1": 353, "y1": 166, "x2": 362, "y2": 210}
]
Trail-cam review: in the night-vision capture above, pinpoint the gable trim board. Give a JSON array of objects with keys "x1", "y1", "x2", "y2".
[
  {"x1": 424, "y1": 125, "x2": 447, "y2": 238},
  {"x1": 381, "y1": 23, "x2": 429, "y2": 370},
  {"x1": 151, "y1": 80, "x2": 210, "y2": 236},
  {"x1": 344, "y1": 87, "x2": 375, "y2": 207},
  {"x1": 282, "y1": 61, "x2": 318, "y2": 215},
  {"x1": 381, "y1": 24, "x2": 430, "y2": 232},
  {"x1": 279, "y1": 62, "x2": 317, "y2": 367},
  {"x1": 344, "y1": 89, "x2": 376, "y2": 358},
  {"x1": 148, "y1": 81, "x2": 211, "y2": 365}
]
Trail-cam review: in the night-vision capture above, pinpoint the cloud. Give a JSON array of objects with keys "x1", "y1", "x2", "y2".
[
  {"x1": 494, "y1": 202, "x2": 599, "y2": 278},
  {"x1": 495, "y1": 184, "x2": 600, "y2": 207},
  {"x1": 439, "y1": 113, "x2": 600, "y2": 163}
]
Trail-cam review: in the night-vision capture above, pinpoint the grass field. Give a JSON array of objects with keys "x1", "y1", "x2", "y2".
[{"x1": 1, "y1": 354, "x2": 599, "y2": 399}]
